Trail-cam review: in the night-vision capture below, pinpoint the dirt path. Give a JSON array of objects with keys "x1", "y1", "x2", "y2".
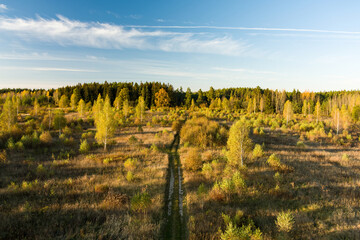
[{"x1": 161, "y1": 132, "x2": 187, "y2": 239}]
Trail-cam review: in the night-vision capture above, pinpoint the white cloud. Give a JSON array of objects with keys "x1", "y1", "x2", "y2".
[
  {"x1": 0, "y1": 4, "x2": 7, "y2": 11},
  {"x1": 0, "y1": 15, "x2": 247, "y2": 55}
]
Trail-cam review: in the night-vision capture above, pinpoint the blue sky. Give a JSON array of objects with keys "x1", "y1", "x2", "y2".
[{"x1": 0, "y1": 0, "x2": 360, "y2": 91}]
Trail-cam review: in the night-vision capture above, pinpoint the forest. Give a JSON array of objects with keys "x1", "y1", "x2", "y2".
[{"x1": 1, "y1": 81, "x2": 360, "y2": 239}]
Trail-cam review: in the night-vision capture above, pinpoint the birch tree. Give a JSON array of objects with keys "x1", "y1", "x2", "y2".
[
  {"x1": 94, "y1": 96, "x2": 117, "y2": 151},
  {"x1": 135, "y1": 96, "x2": 146, "y2": 123},
  {"x1": 283, "y1": 100, "x2": 293, "y2": 125},
  {"x1": 0, "y1": 96, "x2": 16, "y2": 132},
  {"x1": 227, "y1": 119, "x2": 252, "y2": 167}
]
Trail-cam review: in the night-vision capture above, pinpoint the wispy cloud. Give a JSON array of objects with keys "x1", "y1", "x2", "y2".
[
  {"x1": 0, "y1": 3, "x2": 7, "y2": 12},
  {"x1": 0, "y1": 15, "x2": 246, "y2": 55},
  {"x1": 0, "y1": 66, "x2": 99, "y2": 72},
  {"x1": 127, "y1": 25, "x2": 360, "y2": 35},
  {"x1": 213, "y1": 67, "x2": 278, "y2": 75}
]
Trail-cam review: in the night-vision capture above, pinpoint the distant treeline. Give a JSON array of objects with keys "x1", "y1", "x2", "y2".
[{"x1": 1, "y1": 82, "x2": 360, "y2": 114}]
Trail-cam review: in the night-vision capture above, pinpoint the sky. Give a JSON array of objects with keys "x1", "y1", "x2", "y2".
[{"x1": 0, "y1": 0, "x2": 360, "y2": 91}]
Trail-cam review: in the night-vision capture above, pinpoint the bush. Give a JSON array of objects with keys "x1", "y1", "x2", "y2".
[
  {"x1": 15, "y1": 141, "x2": 24, "y2": 151},
  {"x1": 296, "y1": 141, "x2": 306, "y2": 148},
  {"x1": 94, "y1": 184, "x2": 109, "y2": 193},
  {"x1": 342, "y1": 153, "x2": 350, "y2": 161},
  {"x1": 79, "y1": 139, "x2": 90, "y2": 153},
  {"x1": 201, "y1": 163, "x2": 213, "y2": 179},
  {"x1": 267, "y1": 154, "x2": 283, "y2": 170},
  {"x1": 131, "y1": 191, "x2": 151, "y2": 214},
  {"x1": 36, "y1": 164, "x2": 47, "y2": 178},
  {"x1": 232, "y1": 171, "x2": 246, "y2": 191},
  {"x1": 180, "y1": 117, "x2": 228, "y2": 148},
  {"x1": 6, "y1": 138, "x2": 15, "y2": 151},
  {"x1": 184, "y1": 147, "x2": 202, "y2": 171},
  {"x1": 103, "y1": 157, "x2": 113, "y2": 164},
  {"x1": 252, "y1": 144, "x2": 264, "y2": 159},
  {"x1": 150, "y1": 143, "x2": 159, "y2": 152},
  {"x1": 276, "y1": 211, "x2": 294, "y2": 233},
  {"x1": 126, "y1": 171, "x2": 134, "y2": 182},
  {"x1": 40, "y1": 131, "x2": 52, "y2": 145},
  {"x1": 128, "y1": 136, "x2": 138, "y2": 145},
  {"x1": 220, "y1": 221, "x2": 263, "y2": 240},
  {"x1": 124, "y1": 158, "x2": 138, "y2": 171}
]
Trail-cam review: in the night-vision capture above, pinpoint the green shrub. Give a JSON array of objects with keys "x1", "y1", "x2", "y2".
[
  {"x1": 126, "y1": 171, "x2": 134, "y2": 182},
  {"x1": 220, "y1": 221, "x2": 263, "y2": 240},
  {"x1": 150, "y1": 143, "x2": 159, "y2": 152},
  {"x1": 124, "y1": 158, "x2": 138, "y2": 171},
  {"x1": 15, "y1": 141, "x2": 24, "y2": 151},
  {"x1": 128, "y1": 136, "x2": 138, "y2": 145},
  {"x1": 276, "y1": 211, "x2": 294, "y2": 233},
  {"x1": 267, "y1": 154, "x2": 284, "y2": 171},
  {"x1": 79, "y1": 139, "x2": 90, "y2": 153},
  {"x1": 36, "y1": 164, "x2": 47, "y2": 178},
  {"x1": 274, "y1": 172, "x2": 283, "y2": 184},
  {"x1": 6, "y1": 138, "x2": 15, "y2": 150},
  {"x1": 232, "y1": 171, "x2": 246, "y2": 190},
  {"x1": 103, "y1": 157, "x2": 113, "y2": 164},
  {"x1": 342, "y1": 153, "x2": 350, "y2": 161},
  {"x1": 201, "y1": 163, "x2": 213, "y2": 179},
  {"x1": 252, "y1": 144, "x2": 264, "y2": 159},
  {"x1": 296, "y1": 141, "x2": 306, "y2": 148},
  {"x1": 130, "y1": 191, "x2": 151, "y2": 214}
]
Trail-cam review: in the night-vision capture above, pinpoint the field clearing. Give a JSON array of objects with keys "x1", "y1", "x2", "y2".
[
  {"x1": 0, "y1": 115, "x2": 173, "y2": 239},
  {"x1": 182, "y1": 125, "x2": 360, "y2": 240}
]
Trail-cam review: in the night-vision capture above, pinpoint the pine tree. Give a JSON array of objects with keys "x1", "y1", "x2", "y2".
[
  {"x1": 94, "y1": 96, "x2": 117, "y2": 150},
  {"x1": 185, "y1": 88, "x2": 192, "y2": 108},
  {"x1": 227, "y1": 119, "x2": 252, "y2": 167},
  {"x1": 283, "y1": 100, "x2": 293, "y2": 125},
  {"x1": 0, "y1": 96, "x2": 16, "y2": 132}
]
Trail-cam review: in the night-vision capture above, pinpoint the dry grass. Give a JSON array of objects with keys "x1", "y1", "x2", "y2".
[
  {"x1": 0, "y1": 112, "x2": 172, "y2": 239},
  {"x1": 181, "y1": 115, "x2": 360, "y2": 240}
]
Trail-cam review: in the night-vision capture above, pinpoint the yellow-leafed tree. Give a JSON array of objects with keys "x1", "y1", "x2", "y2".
[
  {"x1": 155, "y1": 88, "x2": 170, "y2": 108},
  {"x1": 226, "y1": 119, "x2": 252, "y2": 167},
  {"x1": 94, "y1": 96, "x2": 117, "y2": 150},
  {"x1": 283, "y1": 100, "x2": 293, "y2": 125}
]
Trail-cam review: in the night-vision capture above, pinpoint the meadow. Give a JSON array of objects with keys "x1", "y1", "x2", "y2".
[{"x1": 1, "y1": 83, "x2": 360, "y2": 239}]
